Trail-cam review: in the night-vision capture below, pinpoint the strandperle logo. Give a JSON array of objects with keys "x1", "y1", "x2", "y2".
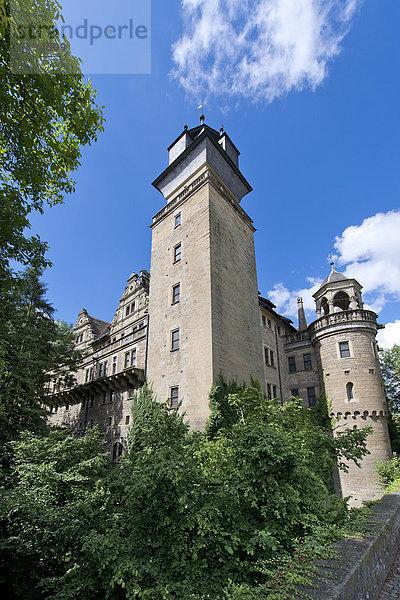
[
  {"x1": 16, "y1": 19, "x2": 148, "y2": 47},
  {"x1": 10, "y1": 0, "x2": 151, "y2": 75}
]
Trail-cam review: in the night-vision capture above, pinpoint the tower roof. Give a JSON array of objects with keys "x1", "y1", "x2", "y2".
[{"x1": 321, "y1": 266, "x2": 349, "y2": 287}]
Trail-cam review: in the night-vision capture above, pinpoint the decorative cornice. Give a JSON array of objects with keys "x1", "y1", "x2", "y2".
[{"x1": 151, "y1": 168, "x2": 255, "y2": 231}]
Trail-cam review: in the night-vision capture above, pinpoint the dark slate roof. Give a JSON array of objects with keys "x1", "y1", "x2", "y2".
[
  {"x1": 258, "y1": 295, "x2": 296, "y2": 331},
  {"x1": 321, "y1": 268, "x2": 349, "y2": 287}
]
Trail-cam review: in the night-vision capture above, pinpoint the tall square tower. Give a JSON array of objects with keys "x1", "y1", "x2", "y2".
[{"x1": 146, "y1": 122, "x2": 264, "y2": 428}]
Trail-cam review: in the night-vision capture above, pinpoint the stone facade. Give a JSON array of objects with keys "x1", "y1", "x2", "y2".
[{"x1": 48, "y1": 121, "x2": 392, "y2": 503}]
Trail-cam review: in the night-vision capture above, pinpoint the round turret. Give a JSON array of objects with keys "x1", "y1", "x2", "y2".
[{"x1": 310, "y1": 267, "x2": 392, "y2": 505}]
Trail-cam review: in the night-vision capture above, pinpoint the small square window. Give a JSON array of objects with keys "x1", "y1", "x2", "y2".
[
  {"x1": 171, "y1": 329, "x2": 180, "y2": 351},
  {"x1": 174, "y1": 213, "x2": 181, "y2": 228},
  {"x1": 172, "y1": 283, "x2": 181, "y2": 304},
  {"x1": 170, "y1": 386, "x2": 179, "y2": 408},
  {"x1": 288, "y1": 356, "x2": 296, "y2": 373},
  {"x1": 303, "y1": 354, "x2": 312, "y2": 371},
  {"x1": 339, "y1": 342, "x2": 350, "y2": 358},
  {"x1": 291, "y1": 388, "x2": 299, "y2": 397},
  {"x1": 174, "y1": 244, "x2": 182, "y2": 263}
]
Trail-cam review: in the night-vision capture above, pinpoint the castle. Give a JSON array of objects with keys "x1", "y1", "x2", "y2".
[{"x1": 49, "y1": 119, "x2": 392, "y2": 505}]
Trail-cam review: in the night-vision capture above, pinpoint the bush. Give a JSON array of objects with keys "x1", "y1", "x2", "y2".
[{"x1": 376, "y1": 453, "x2": 400, "y2": 486}]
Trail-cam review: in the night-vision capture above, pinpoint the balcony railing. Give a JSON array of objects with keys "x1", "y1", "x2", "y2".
[{"x1": 309, "y1": 309, "x2": 377, "y2": 334}]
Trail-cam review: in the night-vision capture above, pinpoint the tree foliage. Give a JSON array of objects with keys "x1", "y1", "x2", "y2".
[
  {"x1": 0, "y1": 382, "x2": 372, "y2": 599},
  {"x1": 0, "y1": 268, "x2": 82, "y2": 445},
  {"x1": 379, "y1": 344, "x2": 400, "y2": 452},
  {"x1": 0, "y1": 0, "x2": 104, "y2": 273}
]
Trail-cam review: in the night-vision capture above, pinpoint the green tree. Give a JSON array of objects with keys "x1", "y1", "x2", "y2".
[
  {"x1": 379, "y1": 345, "x2": 400, "y2": 452},
  {"x1": 0, "y1": 427, "x2": 109, "y2": 600},
  {"x1": 0, "y1": 0, "x2": 104, "y2": 274},
  {"x1": 0, "y1": 268, "x2": 82, "y2": 445}
]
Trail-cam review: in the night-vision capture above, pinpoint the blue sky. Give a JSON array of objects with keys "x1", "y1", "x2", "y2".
[{"x1": 30, "y1": 0, "x2": 400, "y2": 347}]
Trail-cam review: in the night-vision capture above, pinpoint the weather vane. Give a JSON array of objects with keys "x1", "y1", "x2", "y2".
[{"x1": 197, "y1": 103, "x2": 205, "y2": 124}]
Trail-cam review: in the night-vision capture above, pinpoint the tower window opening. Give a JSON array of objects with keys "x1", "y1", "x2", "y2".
[
  {"x1": 170, "y1": 386, "x2": 179, "y2": 408},
  {"x1": 333, "y1": 291, "x2": 350, "y2": 311},
  {"x1": 173, "y1": 243, "x2": 182, "y2": 263},
  {"x1": 346, "y1": 382, "x2": 354, "y2": 400},
  {"x1": 339, "y1": 341, "x2": 351, "y2": 358},
  {"x1": 171, "y1": 329, "x2": 180, "y2": 351},
  {"x1": 321, "y1": 297, "x2": 329, "y2": 315}
]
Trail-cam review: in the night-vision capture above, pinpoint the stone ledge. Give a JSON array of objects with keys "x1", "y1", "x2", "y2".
[{"x1": 295, "y1": 492, "x2": 400, "y2": 600}]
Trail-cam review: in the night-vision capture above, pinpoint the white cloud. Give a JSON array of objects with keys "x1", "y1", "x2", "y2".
[
  {"x1": 172, "y1": 0, "x2": 361, "y2": 103},
  {"x1": 377, "y1": 321, "x2": 400, "y2": 350},
  {"x1": 268, "y1": 210, "x2": 400, "y2": 324}
]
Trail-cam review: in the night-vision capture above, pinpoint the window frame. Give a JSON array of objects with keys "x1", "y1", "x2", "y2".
[
  {"x1": 170, "y1": 386, "x2": 179, "y2": 408},
  {"x1": 288, "y1": 356, "x2": 296, "y2": 373},
  {"x1": 174, "y1": 212, "x2": 182, "y2": 228},
  {"x1": 172, "y1": 283, "x2": 181, "y2": 304},
  {"x1": 173, "y1": 243, "x2": 182, "y2": 263},
  {"x1": 307, "y1": 387, "x2": 316, "y2": 407},
  {"x1": 171, "y1": 328, "x2": 180, "y2": 351},
  {"x1": 303, "y1": 353, "x2": 312, "y2": 371},
  {"x1": 339, "y1": 341, "x2": 351, "y2": 358}
]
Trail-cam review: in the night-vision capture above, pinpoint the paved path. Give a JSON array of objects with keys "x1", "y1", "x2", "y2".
[{"x1": 378, "y1": 548, "x2": 400, "y2": 599}]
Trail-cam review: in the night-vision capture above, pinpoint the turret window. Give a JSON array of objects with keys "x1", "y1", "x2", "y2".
[
  {"x1": 339, "y1": 341, "x2": 351, "y2": 358},
  {"x1": 346, "y1": 382, "x2": 354, "y2": 400}
]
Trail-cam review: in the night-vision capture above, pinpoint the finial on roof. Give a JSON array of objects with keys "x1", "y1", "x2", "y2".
[
  {"x1": 329, "y1": 253, "x2": 334, "y2": 268},
  {"x1": 184, "y1": 124, "x2": 188, "y2": 130},
  {"x1": 220, "y1": 125, "x2": 224, "y2": 135},
  {"x1": 200, "y1": 113, "x2": 205, "y2": 125}
]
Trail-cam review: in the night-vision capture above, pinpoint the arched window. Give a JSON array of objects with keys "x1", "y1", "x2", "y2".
[
  {"x1": 333, "y1": 291, "x2": 350, "y2": 311},
  {"x1": 321, "y1": 297, "x2": 329, "y2": 315},
  {"x1": 346, "y1": 382, "x2": 354, "y2": 401},
  {"x1": 112, "y1": 441, "x2": 123, "y2": 461}
]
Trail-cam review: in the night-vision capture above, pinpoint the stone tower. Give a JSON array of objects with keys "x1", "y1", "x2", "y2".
[
  {"x1": 146, "y1": 120, "x2": 264, "y2": 429},
  {"x1": 310, "y1": 265, "x2": 392, "y2": 504}
]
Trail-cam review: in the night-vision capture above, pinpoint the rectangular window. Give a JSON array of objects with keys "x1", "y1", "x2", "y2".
[
  {"x1": 103, "y1": 392, "x2": 107, "y2": 404},
  {"x1": 264, "y1": 347, "x2": 269, "y2": 365},
  {"x1": 174, "y1": 243, "x2": 182, "y2": 263},
  {"x1": 125, "y1": 415, "x2": 130, "y2": 425},
  {"x1": 262, "y1": 315, "x2": 266, "y2": 326},
  {"x1": 339, "y1": 341, "x2": 350, "y2": 358},
  {"x1": 131, "y1": 301, "x2": 135, "y2": 313},
  {"x1": 85, "y1": 369, "x2": 89, "y2": 382},
  {"x1": 273, "y1": 385, "x2": 277, "y2": 398},
  {"x1": 171, "y1": 329, "x2": 180, "y2": 351},
  {"x1": 267, "y1": 319, "x2": 271, "y2": 329},
  {"x1": 99, "y1": 363, "x2": 104, "y2": 377},
  {"x1": 303, "y1": 354, "x2": 312, "y2": 371},
  {"x1": 108, "y1": 417, "x2": 112, "y2": 426},
  {"x1": 126, "y1": 305, "x2": 130, "y2": 316},
  {"x1": 104, "y1": 362, "x2": 108, "y2": 377},
  {"x1": 291, "y1": 388, "x2": 299, "y2": 397},
  {"x1": 124, "y1": 352, "x2": 130, "y2": 368},
  {"x1": 172, "y1": 283, "x2": 180, "y2": 304},
  {"x1": 267, "y1": 383, "x2": 272, "y2": 400},
  {"x1": 109, "y1": 391, "x2": 114, "y2": 403},
  {"x1": 270, "y1": 350, "x2": 275, "y2": 368},
  {"x1": 288, "y1": 356, "x2": 296, "y2": 373},
  {"x1": 174, "y1": 213, "x2": 181, "y2": 227},
  {"x1": 89, "y1": 367, "x2": 93, "y2": 380},
  {"x1": 276, "y1": 325, "x2": 281, "y2": 334},
  {"x1": 170, "y1": 386, "x2": 179, "y2": 408},
  {"x1": 307, "y1": 387, "x2": 316, "y2": 407},
  {"x1": 131, "y1": 349, "x2": 137, "y2": 367},
  {"x1": 112, "y1": 356, "x2": 117, "y2": 374}
]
